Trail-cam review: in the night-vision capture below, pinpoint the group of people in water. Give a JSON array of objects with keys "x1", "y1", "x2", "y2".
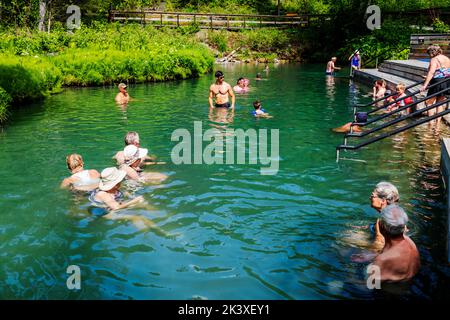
[
  {"x1": 350, "y1": 182, "x2": 421, "y2": 283},
  {"x1": 208, "y1": 70, "x2": 271, "y2": 118},
  {"x1": 329, "y1": 45, "x2": 450, "y2": 284},
  {"x1": 61, "y1": 131, "x2": 167, "y2": 228}
]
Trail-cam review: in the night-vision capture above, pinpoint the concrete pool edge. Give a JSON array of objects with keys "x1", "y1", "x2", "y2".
[{"x1": 440, "y1": 138, "x2": 450, "y2": 264}]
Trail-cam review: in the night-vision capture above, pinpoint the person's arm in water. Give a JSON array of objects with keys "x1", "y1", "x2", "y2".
[
  {"x1": 98, "y1": 192, "x2": 144, "y2": 211},
  {"x1": 60, "y1": 176, "x2": 74, "y2": 189},
  {"x1": 228, "y1": 84, "x2": 235, "y2": 110},
  {"x1": 208, "y1": 85, "x2": 215, "y2": 109}
]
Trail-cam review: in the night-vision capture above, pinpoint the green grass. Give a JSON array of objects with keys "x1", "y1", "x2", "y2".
[{"x1": 0, "y1": 23, "x2": 214, "y2": 123}]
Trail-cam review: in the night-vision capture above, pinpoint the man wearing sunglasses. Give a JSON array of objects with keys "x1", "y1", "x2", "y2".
[{"x1": 208, "y1": 70, "x2": 235, "y2": 110}]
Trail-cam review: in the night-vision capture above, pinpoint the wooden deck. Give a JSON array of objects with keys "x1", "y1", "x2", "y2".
[{"x1": 108, "y1": 10, "x2": 319, "y2": 29}]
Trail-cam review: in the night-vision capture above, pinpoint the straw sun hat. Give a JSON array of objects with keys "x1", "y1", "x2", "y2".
[
  {"x1": 124, "y1": 145, "x2": 148, "y2": 165},
  {"x1": 99, "y1": 167, "x2": 127, "y2": 191}
]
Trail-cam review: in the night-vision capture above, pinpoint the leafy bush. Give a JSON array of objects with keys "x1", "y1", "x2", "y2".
[{"x1": 0, "y1": 87, "x2": 12, "y2": 123}]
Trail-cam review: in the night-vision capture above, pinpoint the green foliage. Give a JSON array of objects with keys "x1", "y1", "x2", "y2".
[
  {"x1": 0, "y1": 87, "x2": 12, "y2": 123},
  {"x1": 207, "y1": 30, "x2": 229, "y2": 52},
  {"x1": 432, "y1": 18, "x2": 450, "y2": 33},
  {"x1": 0, "y1": 55, "x2": 62, "y2": 104}
]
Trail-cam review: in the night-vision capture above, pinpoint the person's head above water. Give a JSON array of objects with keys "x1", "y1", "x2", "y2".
[
  {"x1": 236, "y1": 77, "x2": 244, "y2": 85},
  {"x1": 256, "y1": 73, "x2": 262, "y2": 79},
  {"x1": 215, "y1": 70, "x2": 224, "y2": 80},
  {"x1": 66, "y1": 153, "x2": 84, "y2": 171},
  {"x1": 395, "y1": 83, "x2": 406, "y2": 94},
  {"x1": 331, "y1": 57, "x2": 337, "y2": 62},
  {"x1": 375, "y1": 79, "x2": 386, "y2": 88},
  {"x1": 124, "y1": 131, "x2": 140, "y2": 146},
  {"x1": 118, "y1": 83, "x2": 127, "y2": 91},
  {"x1": 253, "y1": 100, "x2": 261, "y2": 110},
  {"x1": 380, "y1": 204, "x2": 408, "y2": 237},
  {"x1": 124, "y1": 144, "x2": 148, "y2": 166},
  {"x1": 99, "y1": 167, "x2": 127, "y2": 191},
  {"x1": 371, "y1": 181, "x2": 399, "y2": 212}
]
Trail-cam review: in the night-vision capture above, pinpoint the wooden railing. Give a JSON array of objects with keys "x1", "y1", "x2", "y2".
[
  {"x1": 409, "y1": 33, "x2": 450, "y2": 60},
  {"x1": 108, "y1": 10, "x2": 318, "y2": 29}
]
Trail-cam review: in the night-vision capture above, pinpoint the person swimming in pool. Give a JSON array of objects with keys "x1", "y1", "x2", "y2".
[
  {"x1": 252, "y1": 100, "x2": 272, "y2": 118},
  {"x1": 61, "y1": 154, "x2": 100, "y2": 192},
  {"x1": 119, "y1": 145, "x2": 168, "y2": 184},
  {"x1": 209, "y1": 71, "x2": 235, "y2": 110}
]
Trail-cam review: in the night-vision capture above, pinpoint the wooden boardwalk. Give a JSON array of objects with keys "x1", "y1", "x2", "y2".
[{"x1": 108, "y1": 10, "x2": 319, "y2": 29}]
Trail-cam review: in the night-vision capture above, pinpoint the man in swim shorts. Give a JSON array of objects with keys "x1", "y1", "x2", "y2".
[{"x1": 209, "y1": 71, "x2": 235, "y2": 110}]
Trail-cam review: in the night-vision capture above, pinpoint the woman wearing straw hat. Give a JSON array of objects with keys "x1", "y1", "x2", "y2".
[
  {"x1": 120, "y1": 145, "x2": 168, "y2": 184},
  {"x1": 89, "y1": 167, "x2": 144, "y2": 211}
]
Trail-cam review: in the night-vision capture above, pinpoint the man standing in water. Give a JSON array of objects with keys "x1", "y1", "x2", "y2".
[
  {"x1": 369, "y1": 204, "x2": 420, "y2": 282},
  {"x1": 115, "y1": 83, "x2": 131, "y2": 104},
  {"x1": 326, "y1": 57, "x2": 341, "y2": 75},
  {"x1": 209, "y1": 71, "x2": 235, "y2": 110}
]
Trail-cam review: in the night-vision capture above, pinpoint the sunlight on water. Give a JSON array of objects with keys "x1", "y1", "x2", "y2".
[{"x1": 0, "y1": 64, "x2": 449, "y2": 299}]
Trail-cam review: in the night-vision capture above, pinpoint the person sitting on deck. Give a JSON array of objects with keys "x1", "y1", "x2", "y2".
[
  {"x1": 61, "y1": 154, "x2": 100, "y2": 192},
  {"x1": 385, "y1": 83, "x2": 413, "y2": 115},
  {"x1": 326, "y1": 57, "x2": 341, "y2": 76},
  {"x1": 369, "y1": 204, "x2": 420, "y2": 282},
  {"x1": 251, "y1": 100, "x2": 272, "y2": 118},
  {"x1": 119, "y1": 145, "x2": 168, "y2": 184},
  {"x1": 113, "y1": 131, "x2": 157, "y2": 167},
  {"x1": 115, "y1": 83, "x2": 132, "y2": 104}
]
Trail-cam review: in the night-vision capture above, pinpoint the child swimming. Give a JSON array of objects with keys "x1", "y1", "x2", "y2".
[{"x1": 252, "y1": 100, "x2": 272, "y2": 118}]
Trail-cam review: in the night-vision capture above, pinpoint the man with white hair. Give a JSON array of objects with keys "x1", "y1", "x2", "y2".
[{"x1": 370, "y1": 204, "x2": 420, "y2": 282}]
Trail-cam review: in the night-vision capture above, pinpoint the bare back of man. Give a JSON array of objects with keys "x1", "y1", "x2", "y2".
[{"x1": 372, "y1": 235, "x2": 420, "y2": 282}]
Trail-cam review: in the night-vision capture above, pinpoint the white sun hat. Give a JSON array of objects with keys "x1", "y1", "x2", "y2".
[
  {"x1": 123, "y1": 145, "x2": 148, "y2": 165},
  {"x1": 99, "y1": 167, "x2": 127, "y2": 191}
]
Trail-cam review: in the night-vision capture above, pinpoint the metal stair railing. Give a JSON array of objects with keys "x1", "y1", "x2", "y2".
[{"x1": 336, "y1": 98, "x2": 450, "y2": 162}]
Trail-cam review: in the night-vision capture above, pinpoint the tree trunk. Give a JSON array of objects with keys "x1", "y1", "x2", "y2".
[
  {"x1": 38, "y1": 1, "x2": 46, "y2": 32},
  {"x1": 47, "y1": 0, "x2": 52, "y2": 34}
]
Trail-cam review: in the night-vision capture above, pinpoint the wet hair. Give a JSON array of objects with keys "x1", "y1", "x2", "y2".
[
  {"x1": 237, "y1": 77, "x2": 244, "y2": 84},
  {"x1": 373, "y1": 181, "x2": 399, "y2": 204},
  {"x1": 124, "y1": 131, "x2": 140, "y2": 145},
  {"x1": 427, "y1": 45, "x2": 442, "y2": 58},
  {"x1": 215, "y1": 70, "x2": 224, "y2": 78},
  {"x1": 375, "y1": 79, "x2": 386, "y2": 87},
  {"x1": 66, "y1": 153, "x2": 84, "y2": 171},
  {"x1": 253, "y1": 100, "x2": 261, "y2": 109},
  {"x1": 256, "y1": 73, "x2": 262, "y2": 78},
  {"x1": 380, "y1": 204, "x2": 408, "y2": 236}
]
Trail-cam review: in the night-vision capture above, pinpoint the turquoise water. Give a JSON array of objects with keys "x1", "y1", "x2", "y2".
[{"x1": 1, "y1": 63, "x2": 450, "y2": 299}]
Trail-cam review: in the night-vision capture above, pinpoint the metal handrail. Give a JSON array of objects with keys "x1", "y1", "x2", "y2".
[
  {"x1": 352, "y1": 76, "x2": 450, "y2": 122},
  {"x1": 346, "y1": 95, "x2": 450, "y2": 138},
  {"x1": 336, "y1": 98, "x2": 450, "y2": 155},
  {"x1": 354, "y1": 78, "x2": 425, "y2": 109},
  {"x1": 349, "y1": 82, "x2": 450, "y2": 130}
]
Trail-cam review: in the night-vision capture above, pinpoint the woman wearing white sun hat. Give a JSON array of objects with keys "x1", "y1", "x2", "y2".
[
  {"x1": 89, "y1": 167, "x2": 144, "y2": 211},
  {"x1": 119, "y1": 145, "x2": 168, "y2": 184}
]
